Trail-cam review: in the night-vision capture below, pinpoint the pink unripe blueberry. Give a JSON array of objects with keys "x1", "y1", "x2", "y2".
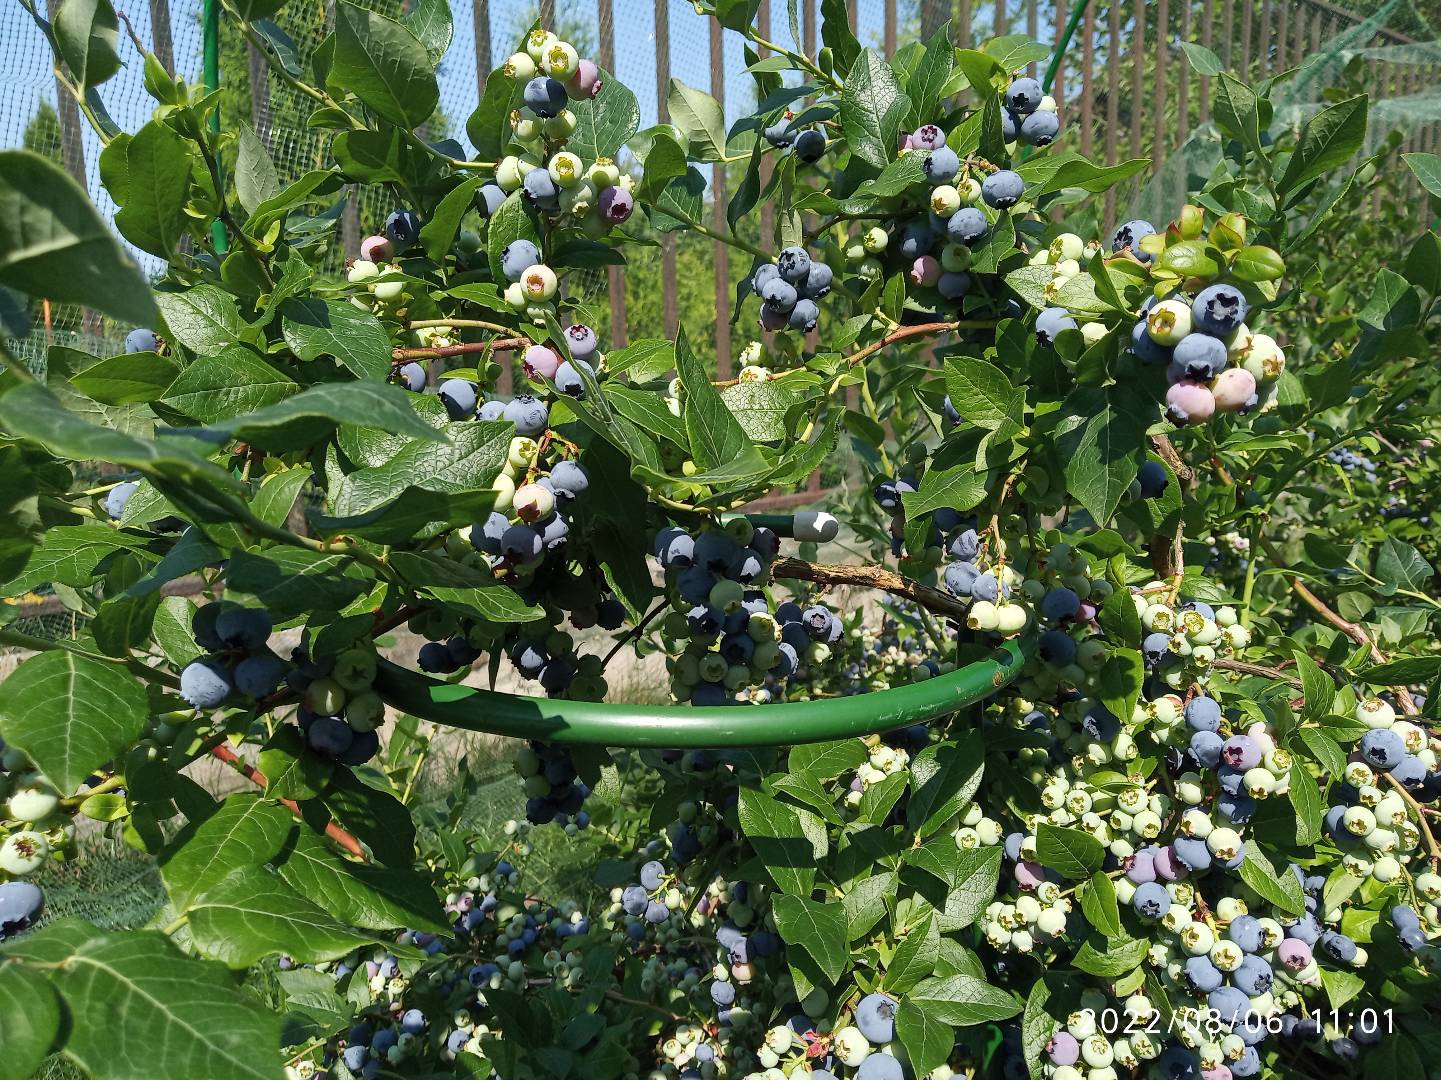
[
  {"x1": 514, "y1": 482, "x2": 556, "y2": 522},
  {"x1": 1211, "y1": 367, "x2": 1258, "y2": 413},
  {"x1": 1276, "y1": 938, "x2": 1312, "y2": 971},
  {"x1": 569, "y1": 59, "x2": 602, "y2": 98},
  {"x1": 1048, "y1": 1032, "x2": 1080, "y2": 1066},
  {"x1": 1202, "y1": 1067, "x2": 1233, "y2": 1080},
  {"x1": 1166, "y1": 380, "x2": 1216, "y2": 425},
  {"x1": 598, "y1": 186, "x2": 634, "y2": 224},
  {"x1": 1015, "y1": 860, "x2": 1045, "y2": 890},
  {"x1": 360, "y1": 234, "x2": 393, "y2": 262},
  {"x1": 1154, "y1": 845, "x2": 1187, "y2": 881},
  {"x1": 910, "y1": 255, "x2": 941, "y2": 287},
  {"x1": 524, "y1": 344, "x2": 563, "y2": 379}
]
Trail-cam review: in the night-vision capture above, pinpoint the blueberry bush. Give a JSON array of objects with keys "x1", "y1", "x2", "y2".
[{"x1": 1, "y1": 3, "x2": 1440, "y2": 1079}]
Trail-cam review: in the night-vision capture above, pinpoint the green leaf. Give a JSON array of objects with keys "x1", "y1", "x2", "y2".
[
  {"x1": 1403, "y1": 152, "x2": 1441, "y2": 198},
  {"x1": 720, "y1": 379, "x2": 799, "y2": 443},
  {"x1": 0, "y1": 151, "x2": 155, "y2": 324},
  {"x1": 1279, "y1": 95, "x2": 1368, "y2": 196},
  {"x1": 156, "y1": 285, "x2": 246, "y2": 354},
  {"x1": 1072, "y1": 934, "x2": 1148, "y2": 977},
  {"x1": 113, "y1": 120, "x2": 192, "y2": 259},
  {"x1": 1293, "y1": 648, "x2": 1333, "y2": 724},
  {"x1": 485, "y1": 191, "x2": 540, "y2": 283},
  {"x1": 568, "y1": 70, "x2": 640, "y2": 162},
  {"x1": 188, "y1": 866, "x2": 373, "y2": 967},
  {"x1": 228, "y1": 548, "x2": 373, "y2": 624},
  {"x1": 885, "y1": 910, "x2": 939, "y2": 993},
  {"x1": 906, "y1": 733, "x2": 985, "y2": 838},
  {"x1": 819, "y1": 0, "x2": 861, "y2": 74},
  {"x1": 1097, "y1": 648, "x2": 1145, "y2": 731},
  {"x1": 0, "y1": 651, "x2": 147, "y2": 794},
  {"x1": 1156, "y1": 239, "x2": 1223, "y2": 278},
  {"x1": 788, "y1": 740, "x2": 867, "y2": 781},
  {"x1": 909, "y1": 972, "x2": 1021, "y2": 1026},
  {"x1": 399, "y1": 0, "x2": 452, "y2": 61},
  {"x1": 1058, "y1": 385, "x2": 1153, "y2": 522},
  {"x1": 895, "y1": 1001, "x2": 953, "y2": 1076},
  {"x1": 840, "y1": 49, "x2": 909, "y2": 168},
  {"x1": 1, "y1": 920, "x2": 282, "y2": 1080},
  {"x1": 667, "y1": 81, "x2": 728, "y2": 162},
  {"x1": 1035, "y1": 822, "x2": 1105, "y2": 880},
  {"x1": 319, "y1": 769, "x2": 416, "y2": 867},
  {"x1": 1238, "y1": 846, "x2": 1306, "y2": 917},
  {"x1": 1288, "y1": 761, "x2": 1323, "y2": 847},
  {"x1": 1319, "y1": 965, "x2": 1365, "y2": 1010},
  {"x1": 1295, "y1": 727, "x2": 1346, "y2": 777},
  {"x1": 943, "y1": 356, "x2": 1022, "y2": 431},
  {"x1": 737, "y1": 786, "x2": 816, "y2": 895},
  {"x1": 0, "y1": 962, "x2": 60, "y2": 1080},
  {"x1": 466, "y1": 67, "x2": 522, "y2": 162},
  {"x1": 191, "y1": 381, "x2": 442, "y2": 451},
  {"x1": 1021, "y1": 977, "x2": 1059, "y2": 1080},
  {"x1": 161, "y1": 346, "x2": 298, "y2": 424},
  {"x1": 901, "y1": 463, "x2": 988, "y2": 518},
  {"x1": 772, "y1": 894, "x2": 848, "y2": 983},
  {"x1": 1376, "y1": 536, "x2": 1432, "y2": 591},
  {"x1": 935, "y1": 846, "x2": 1002, "y2": 933},
  {"x1": 331, "y1": 420, "x2": 510, "y2": 516},
  {"x1": 1181, "y1": 40, "x2": 1223, "y2": 74},
  {"x1": 55, "y1": 0, "x2": 121, "y2": 90},
  {"x1": 842, "y1": 870, "x2": 896, "y2": 939},
  {"x1": 675, "y1": 324, "x2": 759, "y2": 472},
  {"x1": 389, "y1": 551, "x2": 544, "y2": 622},
  {"x1": 1232, "y1": 244, "x2": 1285, "y2": 282},
  {"x1": 274, "y1": 824, "x2": 448, "y2": 933},
  {"x1": 1021, "y1": 153, "x2": 1150, "y2": 200},
  {"x1": 69, "y1": 351, "x2": 180, "y2": 404},
  {"x1": 418, "y1": 176, "x2": 482, "y2": 261},
  {"x1": 1363, "y1": 1032, "x2": 1423, "y2": 1080},
  {"x1": 1213, "y1": 73, "x2": 1263, "y2": 155},
  {"x1": 252, "y1": 466, "x2": 312, "y2": 528},
  {"x1": 280, "y1": 298, "x2": 394, "y2": 381},
  {"x1": 159, "y1": 793, "x2": 296, "y2": 912},
  {"x1": 332, "y1": 1, "x2": 438, "y2": 128},
  {"x1": 234, "y1": 123, "x2": 282, "y2": 214},
  {"x1": 1079, "y1": 871, "x2": 1122, "y2": 937},
  {"x1": 904, "y1": 23, "x2": 954, "y2": 122},
  {"x1": 1354, "y1": 656, "x2": 1441, "y2": 683}
]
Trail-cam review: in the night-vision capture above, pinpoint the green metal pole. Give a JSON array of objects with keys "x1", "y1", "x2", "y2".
[
  {"x1": 1042, "y1": 0, "x2": 1089, "y2": 93},
  {"x1": 373, "y1": 638, "x2": 1030, "y2": 748},
  {"x1": 202, "y1": 0, "x2": 228, "y2": 253}
]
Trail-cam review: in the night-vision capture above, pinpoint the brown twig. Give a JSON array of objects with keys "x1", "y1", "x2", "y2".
[
  {"x1": 1150, "y1": 434, "x2": 1193, "y2": 482},
  {"x1": 771, "y1": 556, "x2": 972, "y2": 622},
  {"x1": 1213, "y1": 658, "x2": 1305, "y2": 691},
  {"x1": 393, "y1": 337, "x2": 529, "y2": 362},
  {"x1": 208, "y1": 743, "x2": 368, "y2": 861}
]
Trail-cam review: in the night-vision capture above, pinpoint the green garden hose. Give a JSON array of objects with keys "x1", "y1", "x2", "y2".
[{"x1": 373, "y1": 638, "x2": 1029, "y2": 748}]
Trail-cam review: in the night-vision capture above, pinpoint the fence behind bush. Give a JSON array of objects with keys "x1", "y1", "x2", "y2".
[{"x1": 4, "y1": 0, "x2": 1439, "y2": 375}]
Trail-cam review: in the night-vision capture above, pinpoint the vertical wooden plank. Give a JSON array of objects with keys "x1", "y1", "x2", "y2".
[
  {"x1": 1275, "y1": 0, "x2": 1288, "y2": 72},
  {"x1": 995, "y1": 0, "x2": 1006, "y2": 37},
  {"x1": 959, "y1": 0, "x2": 971, "y2": 49},
  {"x1": 804, "y1": 0, "x2": 816, "y2": 55},
  {"x1": 758, "y1": 0, "x2": 775, "y2": 255},
  {"x1": 540, "y1": 0, "x2": 556, "y2": 26},
  {"x1": 1240, "y1": 0, "x2": 1252, "y2": 80},
  {"x1": 1080, "y1": 0, "x2": 1095, "y2": 159},
  {"x1": 885, "y1": 0, "x2": 897, "y2": 54},
  {"x1": 1257, "y1": 0, "x2": 1270, "y2": 81},
  {"x1": 1054, "y1": 0, "x2": 1068, "y2": 109},
  {"x1": 1310, "y1": 6, "x2": 1322, "y2": 57},
  {"x1": 656, "y1": 0, "x2": 677, "y2": 341},
  {"x1": 1129, "y1": 0, "x2": 1144, "y2": 179},
  {"x1": 1221, "y1": 0, "x2": 1233, "y2": 70},
  {"x1": 473, "y1": 0, "x2": 492, "y2": 96},
  {"x1": 1153, "y1": 0, "x2": 1167, "y2": 169},
  {"x1": 1104, "y1": 0, "x2": 1121, "y2": 232},
  {"x1": 1293, "y1": 0, "x2": 1306, "y2": 79},
  {"x1": 598, "y1": 0, "x2": 627, "y2": 348},
  {"x1": 1178, "y1": 0, "x2": 1191, "y2": 139},
  {"x1": 147, "y1": 0, "x2": 176, "y2": 75},
  {"x1": 1200, "y1": 0, "x2": 1213, "y2": 122},
  {"x1": 849, "y1": 0, "x2": 858, "y2": 29},
  {"x1": 711, "y1": 15, "x2": 731, "y2": 379},
  {"x1": 1027, "y1": 0, "x2": 1038, "y2": 74}
]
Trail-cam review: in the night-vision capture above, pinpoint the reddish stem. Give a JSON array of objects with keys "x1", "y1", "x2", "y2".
[{"x1": 209, "y1": 743, "x2": 369, "y2": 861}]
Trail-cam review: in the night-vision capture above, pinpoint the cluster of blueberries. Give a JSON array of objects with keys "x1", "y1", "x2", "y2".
[
  {"x1": 514, "y1": 741, "x2": 592, "y2": 830},
  {"x1": 653, "y1": 520, "x2": 843, "y2": 704},
  {"x1": 1001, "y1": 76, "x2": 1063, "y2": 146},
  {"x1": 762, "y1": 115, "x2": 828, "y2": 163},
  {"x1": 751, "y1": 247, "x2": 833, "y2": 333},
  {"x1": 178, "y1": 603, "x2": 288, "y2": 709},
  {"x1": 0, "y1": 750, "x2": 68, "y2": 880}
]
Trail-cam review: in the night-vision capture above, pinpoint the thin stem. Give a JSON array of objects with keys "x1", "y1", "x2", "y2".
[
  {"x1": 209, "y1": 743, "x2": 369, "y2": 861},
  {"x1": 772, "y1": 556, "x2": 971, "y2": 622},
  {"x1": 226, "y1": 3, "x2": 363, "y2": 129},
  {"x1": 657, "y1": 205, "x2": 769, "y2": 260},
  {"x1": 407, "y1": 318, "x2": 517, "y2": 334},
  {"x1": 394, "y1": 338, "x2": 530, "y2": 362},
  {"x1": 601, "y1": 601, "x2": 669, "y2": 670},
  {"x1": 741, "y1": 27, "x2": 842, "y2": 90}
]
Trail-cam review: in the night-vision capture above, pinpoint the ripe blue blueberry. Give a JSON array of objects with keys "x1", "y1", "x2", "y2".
[
  {"x1": 1191, "y1": 283, "x2": 1249, "y2": 335},
  {"x1": 124, "y1": 328, "x2": 158, "y2": 353},
  {"x1": 944, "y1": 560, "x2": 979, "y2": 596},
  {"x1": 501, "y1": 524, "x2": 543, "y2": 562},
  {"x1": 1232, "y1": 954, "x2": 1273, "y2": 995},
  {"x1": 1360, "y1": 727, "x2": 1406, "y2": 771},
  {"x1": 439, "y1": 379, "x2": 478, "y2": 419},
  {"x1": 1184, "y1": 955, "x2": 1224, "y2": 991},
  {"x1": 1035, "y1": 306, "x2": 1077, "y2": 346},
  {"x1": 710, "y1": 980, "x2": 736, "y2": 1006},
  {"x1": 555, "y1": 359, "x2": 592, "y2": 397},
  {"x1": 538, "y1": 513, "x2": 570, "y2": 550},
  {"x1": 400, "y1": 1009, "x2": 427, "y2": 1034},
  {"x1": 1321, "y1": 930, "x2": 1357, "y2": 962},
  {"x1": 855, "y1": 992, "x2": 898, "y2": 1043},
  {"x1": 1171, "y1": 836, "x2": 1212, "y2": 870},
  {"x1": 501, "y1": 239, "x2": 541, "y2": 281},
  {"x1": 639, "y1": 859, "x2": 665, "y2": 890},
  {"x1": 1038, "y1": 629, "x2": 1077, "y2": 665},
  {"x1": 777, "y1": 246, "x2": 812, "y2": 283},
  {"x1": 0, "y1": 881, "x2": 44, "y2": 939},
  {"x1": 1041, "y1": 587, "x2": 1080, "y2": 621},
  {"x1": 1208, "y1": 985, "x2": 1250, "y2": 1023},
  {"x1": 763, "y1": 120, "x2": 795, "y2": 147},
  {"x1": 1184, "y1": 695, "x2": 1222, "y2": 732},
  {"x1": 523, "y1": 167, "x2": 560, "y2": 209},
  {"x1": 1005, "y1": 77, "x2": 1044, "y2": 114},
  {"x1": 523, "y1": 76, "x2": 569, "y2": 117},
  {"x1": 788, "y1": 299, "x2": 820, "y2": 332},
  {"x1": 215, "y1": 606, "x2": 271, "y2": 648},
  {"x1": 924, "y1": 147, "x2": 960, "y2": 185},
  {"x1": 1142, "y1": 631, "x2": 1173, "y2": 664},
  {"x1": 1188, "y1": 730, "x2": 1223, "y2": 768},
  {"x1": 981, "y1": 170, "x2": 1024, "y2": 209},
  {"x1": 105, "y1": 480, "x2": 139, "y2": 520},
  {"x1": 1020, "y1": 110, "x2": 1060, "y2": 146},
  {"x1": 794, "y1": 129, "x2": 826, "y2": 162},
  {"x1": 564, "y1": 323, "x2": 600, "y2": 360},
  {"x1": 760, "y1": 277, "x2": 799, "y2": 310},
  {"x1": 1001, "y1": 108, "x2": 1018, "y2": 142},
  {"x1": 234, "y1": 653, "x2": 286, "y2": 698},
  {"x1": 475, "y1": 182, "x2": 507, "y2": 217},
  {"x1": 1227, "y1": 914, "x2": 1263, "y2": 952},
  {"x1": 970, "y1": 573, "x2": 1000, "y2": 603},
  {"x1": 800, "y1": 261, "x2": 833, "y2": 299},
  {"x1": 938, "y1": 271, "x2": 972, "y2": 299},
  {"x1": 550, "y1": 460, "x2": 589, "y2": 498},
  {"x1": 856, "y1": 1056, "x2": 904, "y2": 1080},
  {"x1": 503, "y1": 394, "x2": 550, "y2": 436},
  {"x1": 948, "y1": 207, "x2": 988, "y2": 245},
  {"x1": 1129, "y1": 321, "x2": 1172, "y2": 364},
  {"x1": 1111, "y1": 219, "x2": 1157, "y2": 261},
  {"x1": 1137, "y1": 459, "x2": 1169, "y2": 497},
  {"x1": 899, "y1": 222, "x2": 936, "y2": 259},
  {"x1": 384, "y1": 209, "x2": 420, "y2": 246},
  {"x1": 418, "y1": 641, "x2": 454, "y2": 673},
  {"x1": 398, "y1": 362, "x2": 427, "y2": 392},
  {"x1": 1172, "y1": 333, "x2": 1229, "y2": 381},
  {"x1": 308, "y1": 716, "x2": 354, "y2": 756}
]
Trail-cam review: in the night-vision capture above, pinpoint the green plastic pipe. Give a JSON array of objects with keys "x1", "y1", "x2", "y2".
[
  {"x1": 202, "y1": 0, "x2": 228, "y2": 254},
  {"x1": 373, "y1": 638, "x2": 1030, "y2": 748}
]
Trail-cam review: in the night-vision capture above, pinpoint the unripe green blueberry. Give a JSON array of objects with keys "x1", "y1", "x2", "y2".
[
  {"x1": 1147, "y1": 299, "x2": 1193, "y2": 345},
  {"x1": 1356, "y1": 697, "x2": 1396, "y2": 728},
  {"x1": 861, "y1": 226, "x2": 889, "y2": 253}
]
